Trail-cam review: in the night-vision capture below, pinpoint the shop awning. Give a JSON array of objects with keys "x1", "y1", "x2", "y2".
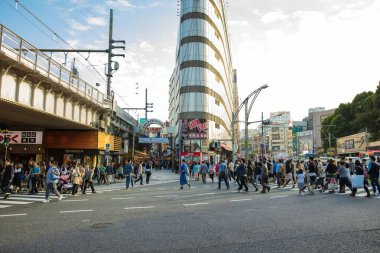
[{"x1": 221, "y1": 144, "x2": 232, "y2": 151}]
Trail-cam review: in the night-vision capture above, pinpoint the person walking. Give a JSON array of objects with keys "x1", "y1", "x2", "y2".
[
  {"x1": 82, "y1": 166, "x2": 96, "y2": 194},
  {"x1": 98, "y1": 164, "x2": 106, "y2": 184},
  {"x1": 1, "y1": 160, "x2": 13, "y2": 198},
  {"x1": 252, "y1": 160, "x2": 261, "y2": 192},
  {"x1": 236, "y1": 158, "x2": 249, "y2": 192},
  {"x1": 217, "y1": 160, "x2": 230, "y2": 190},
  {"x1": 145, "y1": 161, "x2": 152, "y2": 184},
  {"x1": 209, "y1": 162, "x2": 215, "y2": 183},
  {"x1": 123, "y1": 160, "x2": 133, "y2": 189},
  {"x1": 134, "y1": 161, "x2": 144, "y2": 185},
  {"x1": 335, "y1": 161, "x2": 352, "y2": 193},
  {"x1": 282, "y1": 159, "x2": 295, "y2": 188},
  {"x1": 351, "y1": 160, "x2": 370, "y2": 197},
  {"x1": 228, "y1": 160, "x2": 235, "y2": 182},
  {"x1": 260, "y1": 161, "x2": 271, "y2": 193},
  {"x1": 43, "y1": 161, "x2": 62, "y2": 203},
  {"x1": 179, "y1": 159, "x2": 191, "y2": 189},
  {"x1": 71, "y1": 165, "x2": 81, "y2": 196},
  {"x1": 106, "y1": 162, "x2": 113, "y2": 185},
  {"x1": 200, "y1": 161, "x2": 208, "y2": 184},
  {"x1": 193, "y1": 162, "x2": 200, "y2": 181},
  {"x1": 368, "y1": 155, "x2": 380, "y2": 197},
  {"x1": 12, "y1": 163, "x2": 22, "y2": 194},
  {"x1": 306, "y1": 157, "x2": 318, "y2": 195},
  {"x1": 29, "y1": 162, "x2": 41, "y2": 194}
]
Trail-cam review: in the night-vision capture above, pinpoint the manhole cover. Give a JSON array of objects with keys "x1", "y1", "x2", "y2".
[{"x1": 91, "y1": 223, "x2": 113, "y2": 229}]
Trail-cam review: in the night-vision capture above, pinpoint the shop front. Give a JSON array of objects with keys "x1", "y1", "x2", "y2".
[
  {"x1": 44, "y1": 130, "x2": 121, "y2": 167},
  {"x1": 0, "y1": 131, "x2": 44, "y2": 163}
]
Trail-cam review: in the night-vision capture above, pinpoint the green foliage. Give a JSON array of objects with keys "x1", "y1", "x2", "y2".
[{"x1": 321, "y1": 85, "x2": 380, "y2": 150}]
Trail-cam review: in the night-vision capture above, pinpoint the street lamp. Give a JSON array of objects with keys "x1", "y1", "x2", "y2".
[{"x1": 231, "y1": 84, "x2": 269, "y2": 163}]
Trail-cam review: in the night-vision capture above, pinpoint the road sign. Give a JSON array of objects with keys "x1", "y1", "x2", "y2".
[
  {"x1": 139, "y1": 118, "x2": 147, "y2": 125},
  {"x1": 106, "y1": 143, "x2": 110, "y2": 148},
  {"x1": 105, "y1": 155, "x2": 112, "y2": 160}
]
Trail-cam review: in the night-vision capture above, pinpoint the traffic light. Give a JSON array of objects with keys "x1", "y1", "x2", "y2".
[
  {"x1": 3, "y1": 136, "x2": 9, "y2": 147},
  {"x1": 263, "y1": 120, "x2": 271, "y2": 125}
]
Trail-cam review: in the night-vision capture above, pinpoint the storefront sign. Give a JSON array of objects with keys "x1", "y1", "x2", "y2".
[
  {"x1": 139, "y1": 138, "x2": 169, "y2": 144},
  {"x1": 124, "y1": 139, "x2": 129, "y2": 153},
  {"x1": 143, "y1": 119, "x2": 166, "y2": 129},
  {"x1": 182, "y1": 118, "x2": 208, "y2": 139},
  {"x1": 181, "y1": 152, "x2": 202, "y2": 162},
  {"x1": 0, "y1": 131, "x2": 43, "y2": 144},
  {"x1": 145, "y1": 127, "x2": 162, "y2": 133},
  {"x1": 64, "y1": 150, "x2": 84, "y2": 153}
]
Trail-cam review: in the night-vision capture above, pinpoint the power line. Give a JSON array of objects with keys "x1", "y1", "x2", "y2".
[{"x1": 15, "y1": 0, "x2": 107, "y2": 83}]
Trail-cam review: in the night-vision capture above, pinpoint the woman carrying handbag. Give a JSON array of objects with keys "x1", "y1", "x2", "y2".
[{"x1": 350, "y1": 160, "x2": 370, "y2": 197}]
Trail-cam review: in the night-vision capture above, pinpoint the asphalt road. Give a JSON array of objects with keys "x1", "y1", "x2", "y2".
[{"x1": 0, "y1": 173, "x2": 379, "y2": 253}]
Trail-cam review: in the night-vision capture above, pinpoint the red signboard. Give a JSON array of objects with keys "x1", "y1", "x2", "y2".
[
  {"x1": 182, "y1": 118, "x2": 208, "y2": 139},
  {"x1": 145, "y1": 127, "x2": 162, "y2": 133}
]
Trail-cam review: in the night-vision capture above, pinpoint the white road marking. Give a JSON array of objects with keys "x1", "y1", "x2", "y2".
[
  {"x1": 112, "y1": 197, "x2": 136, "y2": 200},
  {"x1": 0, "y1": 200, "x2": 33, "y2": 205},
  {"x1": 0, "y1": 205, "x2": 12, "y2": 208},
  {"x1": 230, "y1": 199, "x2": 252, "y2": 202},
  {"x1": 140, "y1": 189, "x2": 150, "y2": 191},
  {"x1": 203, "y1": 186, "x2": 211, "y2": 188},
  {"x1": 59, "y1": 209, "x2": 94, "y2": 213},
  {"x1": 124, "y1": 206, "x2": 155, "y2": 210},
  {"x1": 0, "y1": 213, "x2": 27, "y2": 217},
  {"x1": 196, "y1": 193, "x2": 216, "y2": 196},
  {"x1": 156, "y1": 188, "x2": 167, "y2": 190},
  {"x1": 63, "y1": 199, "x2": 89, "y2": 202},
  {"x1": 2, "y1": 197, "x2": 45, "y2": 202},
  {"x1": 183, "y1": 202, "x2": 209, "y2": 207},
  {"x1": 156, "y1": 195, "x2": 178, "y2": 198},
  {"x1": 269, "y1": 195, "x2": 289, "y2": 199}
]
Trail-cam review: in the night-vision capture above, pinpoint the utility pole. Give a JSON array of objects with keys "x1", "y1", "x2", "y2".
[
  {"x1": 261, "y1": 112, "x2": 264, "y2": 159},
  {"x1": 244, "y1": 101, "x2": 249, "y2": 160},
  {"x1": 106, "y1": 9, "x2": 126, "y2": 97}
]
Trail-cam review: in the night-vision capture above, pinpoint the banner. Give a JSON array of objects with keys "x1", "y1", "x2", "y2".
[
  {"x1": 139, "y1": 138, "x2": 169, "y2": 144},
  {"x1": 0, "y1": 131, "x2": 43, "y2": 144}
]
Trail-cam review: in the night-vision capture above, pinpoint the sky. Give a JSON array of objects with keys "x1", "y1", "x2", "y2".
[{"x1": 1, "y1": 0, "x2": 380, "y2": 127}]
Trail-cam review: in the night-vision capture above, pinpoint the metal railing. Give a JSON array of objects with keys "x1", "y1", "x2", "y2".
[{"x1": 0, "y1": 24, "x2": 105, "y2": 106}]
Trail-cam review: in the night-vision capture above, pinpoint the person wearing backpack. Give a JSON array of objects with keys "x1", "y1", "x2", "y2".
[
  {"x1": 217, "y1": 160, "x2": 230, "y2": 190},
  {"x1": 199, "y1": 161, "x2": 208, "y2": 184},
  {"x1": 351, "y1": 160, "x2": 370, "y2": 197},
  {"x1": 368, "y1": 155, "x2": 380, "y2": 197},
  {"x1": 123, "y1": 160, "x2": 133, "y2": 189},
  {"x1": 43, "y1": 161, "x2": 62, "y2": 203}
]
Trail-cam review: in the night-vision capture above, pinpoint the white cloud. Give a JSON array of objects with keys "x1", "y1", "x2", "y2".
[
  {"x1": 85, "y1": 16, "x2": 107, "y2": 26},
  {"x1": 261, "y1": 10, "x2": 289, "y2": 24},
  {"x1": 106, "y1": 0, "x2": 135, "y2": 9},
  {"x1": 139, "y1": 41, "x2": 155, "y2": 52},
  {"x1": 69, "y1": 20, "x2": 91, "y2": 31}
]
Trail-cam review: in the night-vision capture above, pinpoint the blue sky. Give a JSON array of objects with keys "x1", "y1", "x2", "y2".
[{"x1": 1, "y1": 0, "x2": 380, "y2": 126}]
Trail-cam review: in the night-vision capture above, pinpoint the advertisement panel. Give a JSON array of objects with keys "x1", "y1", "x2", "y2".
[
  {"x1": 0, "y1": 131, "x2": 43, "y2": 144},
  {"x1": 181, "y1": 152, "x2": 202, "y2": 162},
  {"x1": 182, "y1": 118, "x2": 208, "y2": 139},
  {"x1": 139, "y1": 138, "x2": 169, "y2": 144},
  {"x1": 337, "y1": 132, "x2": 366, "y2": 154},
  {"x1": 270, "y1": 111, "x2": 291, "y2": 124}
]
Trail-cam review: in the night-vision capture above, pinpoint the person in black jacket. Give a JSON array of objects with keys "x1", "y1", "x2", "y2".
[
  {"x1": 351, "y1": 160, "x2": 370, "y2": 197},
  {"x1": 236, "y1": 158, "x2": 248, "y2": 192},
  {"x1": 369, "y1": 156, "x2": 380, "y2": 197},
  {"x1": 323, "y1": 159, "x2": 338, "y2": 193},
  {"x1": 1, "y1": 160, "x2": 12, "y2": 199}
]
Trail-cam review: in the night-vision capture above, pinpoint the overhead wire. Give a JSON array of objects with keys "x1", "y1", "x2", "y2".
[{"x1": 15, "y1": 0, "x2": 107, "y2": 84}]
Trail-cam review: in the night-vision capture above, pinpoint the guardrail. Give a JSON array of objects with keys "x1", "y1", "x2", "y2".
[{"x1": 0, "y1": 24, "x2": 105, "y2": 106}]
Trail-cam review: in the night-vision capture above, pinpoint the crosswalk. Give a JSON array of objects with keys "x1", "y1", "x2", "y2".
[
  {"x1": 264, "y1": 182, "x2": 380, "y2": 199},
  {"x1": 0, "y1": 192, "x2": 65, "y2": 209}
]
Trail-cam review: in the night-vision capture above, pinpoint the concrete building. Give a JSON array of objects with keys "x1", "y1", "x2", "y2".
[
  {"x1": 268, "y1": 111, "x2": 292, "y2": 157},
  {"x1": 169, "y1": 0, "x2": 235, "y2": 163}
]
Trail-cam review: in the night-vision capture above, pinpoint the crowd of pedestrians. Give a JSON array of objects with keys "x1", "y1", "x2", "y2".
[
  {"x1": 0, "y1": 158, "x2": 164, "y2": 201},
  {"x1": 177, "y1": 155, "x2": 380, "y2": 198}
]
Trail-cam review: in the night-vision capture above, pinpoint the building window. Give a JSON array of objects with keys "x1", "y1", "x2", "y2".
[
  {"x1": 215, "y1": 123, "x2": 220, "y2": 129},
  {"x1": 215, "y1": 99, "x2": 220, "y2": 106}
]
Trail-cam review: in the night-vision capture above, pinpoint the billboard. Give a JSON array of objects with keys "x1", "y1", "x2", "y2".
[
  {"x1": 337, "y1": 132, "x2": 366, "y2": 154},
  {"x1": 0, "y1": 131, "x2": 43, "y2": 145},
  {"x1": 182, "y1": 118, "x2": 208, "y2": 139},
  {"x1": 270, "y1": 111, "x2": 291, "y2": 124}
]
